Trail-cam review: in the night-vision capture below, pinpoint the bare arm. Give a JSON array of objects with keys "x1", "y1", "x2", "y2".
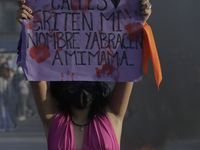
[
  {"x1": 16, "y1": 1, "x2": 59, "y2": 137},
  {"x1": 106, "y1": 0, "x2": 152, "y2": 120},
  {"x1": 16, "y1": 0, "x2": 59, "y2": 137},
  {"x1": 105, "y1": 82, "x2": 133, "y2": 145},
  {"x1": 106, "y1": 82, "x2": 133, "y2": 121},
  {"x1": 30, "y1": 81, "x2": 59, "y2": 136}
]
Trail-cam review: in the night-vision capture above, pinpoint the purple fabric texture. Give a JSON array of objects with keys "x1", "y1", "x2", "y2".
[
  {"x1": 48, "y1": 112, "x2": 119, "y2": 150},
  {"x1": 17, "y1": 31, "x2": 22, "y2": 65},
  {"x1": 18, "y1": 0, "x2": 143, "y2": 81}
]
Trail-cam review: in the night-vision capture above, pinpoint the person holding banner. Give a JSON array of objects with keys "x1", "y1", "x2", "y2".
[{"x1": 16, "y1": 0, "x2": 153, "y2": 149}]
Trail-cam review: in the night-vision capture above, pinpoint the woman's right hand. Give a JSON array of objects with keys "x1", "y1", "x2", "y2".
[{"x1": 16, "y1": 0, "x2": 33, "y2": 24}]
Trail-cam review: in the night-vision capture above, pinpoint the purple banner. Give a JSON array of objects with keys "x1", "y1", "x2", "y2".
[{"x1": 20, "y1": 0, "x2": 143, "y2": 81}]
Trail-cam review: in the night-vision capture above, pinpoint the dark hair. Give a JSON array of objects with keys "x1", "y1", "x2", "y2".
[{"x1": 50, "y1": 81, "x2": 111, "y2": 118}]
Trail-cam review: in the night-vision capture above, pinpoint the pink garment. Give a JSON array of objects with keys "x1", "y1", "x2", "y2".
[{"x1": 48, "y1": 112, "x2": 120, "y2": 150}]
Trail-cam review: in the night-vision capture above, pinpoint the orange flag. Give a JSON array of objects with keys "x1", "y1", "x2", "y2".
[{"x1": 142, "y1": 23, "x2": 162, "y2": 90}]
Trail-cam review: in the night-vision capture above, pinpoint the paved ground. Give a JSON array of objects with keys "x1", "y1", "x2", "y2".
[
  {"x1": 0, "y1": 114, "x2": 47, "y2": 150},
  {"x1": 165, "y1": 140, "x2": 200, "y2": 150}
]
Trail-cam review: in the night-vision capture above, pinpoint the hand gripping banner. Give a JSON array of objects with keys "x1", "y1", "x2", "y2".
[{"x1": 17, "y1": 0, "x2": 162, "y2": 88}]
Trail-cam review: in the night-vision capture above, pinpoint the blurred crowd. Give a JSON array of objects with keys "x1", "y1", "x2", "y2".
[{"x1": 0, "y1": 54, "x2": 35, "y2": 132}]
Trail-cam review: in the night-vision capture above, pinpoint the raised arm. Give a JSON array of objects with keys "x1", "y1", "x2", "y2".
[
  {"x1": 106, "y1": 0, "x2": 152, "y2": 120},
  {"x1": 30, "y1": 81, "x2": 59, "y2": 137},
  {"x1": 16, "y1": 0, "x2": 59, "y2": 137},
  {"x1": 106, "y1": 82, "x2": 134, "y2": 121}
]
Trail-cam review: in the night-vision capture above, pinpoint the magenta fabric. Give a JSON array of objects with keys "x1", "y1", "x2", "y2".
[{"x1": 48, "y1": 112, "x2": 120, "y2": 150}]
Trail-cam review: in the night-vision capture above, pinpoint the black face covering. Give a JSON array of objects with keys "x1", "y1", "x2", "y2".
[{"x1": 66, "y1": 88, "x2": 96, "y2": 109}]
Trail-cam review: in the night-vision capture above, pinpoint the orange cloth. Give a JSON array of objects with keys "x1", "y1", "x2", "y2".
[{"x1": 142, "y1": 23, "x2": 162, "y2": 90}]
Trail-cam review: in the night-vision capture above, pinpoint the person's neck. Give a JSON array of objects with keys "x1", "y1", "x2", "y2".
[{"x1": 70, "y1": 106, "x2": 91, "y2": 125}]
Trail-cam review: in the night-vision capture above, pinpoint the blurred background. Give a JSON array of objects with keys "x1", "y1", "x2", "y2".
[{"x1": 0, "y1": 0, "x2": 200, "y2": 150}]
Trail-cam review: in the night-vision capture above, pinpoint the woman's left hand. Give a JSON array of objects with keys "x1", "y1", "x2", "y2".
[{"x1": 140, "y1": 0, "x2": 152, "y2": 25}]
